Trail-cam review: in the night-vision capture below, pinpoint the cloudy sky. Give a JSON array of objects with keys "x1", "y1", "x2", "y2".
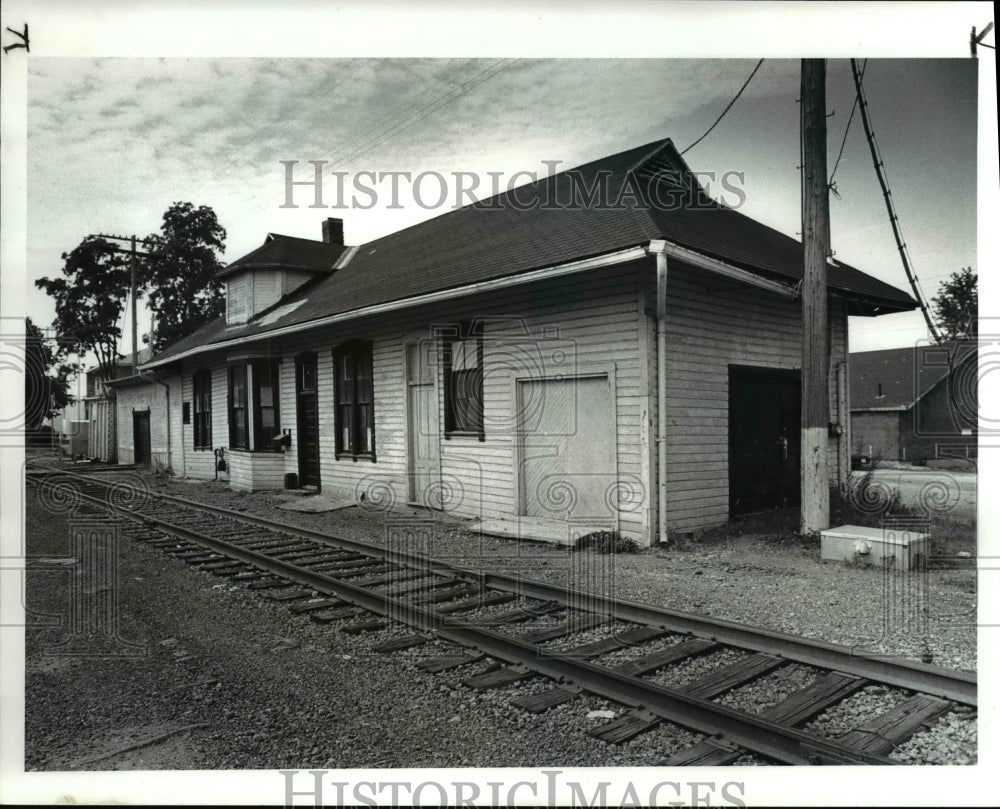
[{"x1": 21, "y1": 54, "x2": 979, "y2": 354}]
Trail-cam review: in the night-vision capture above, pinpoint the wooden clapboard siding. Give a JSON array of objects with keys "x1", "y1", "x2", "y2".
[
  {"x1": 227, "y1": 449, "x2": 286, "y2": 492},
  {"x1": 651, "y1": 260, "x2": 848, "y2": 532},
  {"x1": 159, "y1": 260, "x2": 650, "y2": 539},
  {"x1": 135, "y1": 250, "x2": 854, "y2": 543},
  {"x1": 438, "y1": 265, "x2": 646, "y2": 533},
  {"x1": 174, "y1": 360, "x2": 230, "y2": 480},
  {"x1": 114, "y1": 374, "x2": 181, "y2": 473}
]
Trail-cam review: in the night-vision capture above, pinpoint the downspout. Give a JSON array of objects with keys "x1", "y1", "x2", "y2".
[
  {"x1": 137, "y1": 369, "x2": 172, "y2": 473},
  {"x1": 647, "y1": 240, "x2": 669, "y2": 546}
]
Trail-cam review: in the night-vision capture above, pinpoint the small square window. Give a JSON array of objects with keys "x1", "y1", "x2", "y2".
[{"x1": 444, "y1": 323, "x2": 484, "y2": 439}]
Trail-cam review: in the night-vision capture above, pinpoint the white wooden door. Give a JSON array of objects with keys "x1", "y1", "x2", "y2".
[
  {"x1": 519, "y1": 375, "x2": 615, "y2": 521},
  {"x1": 407, "y1": 342, "x2": 442, "y2": 508}
]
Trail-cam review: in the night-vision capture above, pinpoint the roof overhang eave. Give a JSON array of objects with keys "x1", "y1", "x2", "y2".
[
  {"x1": 841, "y1": 291, "x2": 919, "y2": 317},
  {"x1": 140, "y1": 243, "x2": 652, "y2": 371},
  {"x1": 105, "y1": 370, "x2": 172, "y2": 388},
  {"x1": 650, "y1": 239, "x2": 800, "y2": 300}
]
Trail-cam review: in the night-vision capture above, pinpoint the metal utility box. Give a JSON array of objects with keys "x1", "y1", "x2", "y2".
[{"x1": 820, "y1": 524, "x2": 929, "y2": 570}]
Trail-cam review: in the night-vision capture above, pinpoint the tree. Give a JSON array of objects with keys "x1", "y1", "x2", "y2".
[
  {"x1": 141, "y1": 202, "x2": 227, "y2": 353},
  {"x1": 35, "y1": 236, "x2": 132, "y2": 385},
  {"x1": 931, "y1": 267, "x2": 977, "y2": 341},
  {"x1": 23, "y1": 317, "x2": 74, "y2": 431}
]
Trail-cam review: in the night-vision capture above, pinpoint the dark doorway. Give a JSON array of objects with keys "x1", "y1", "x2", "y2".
[
  {"x1": 296, "y1": 353, "x2": 321, "y2": 489},
  {"x1": 133, "y1": 410, "x2": 151, "y2": 466},
  {"x1": 729, "y1": 366, "x2": 801, "y2": 516}
]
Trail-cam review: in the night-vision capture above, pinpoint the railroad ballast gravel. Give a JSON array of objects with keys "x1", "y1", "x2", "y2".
[
  {"x1": 151, "y1": 475, "x2": 977, "y2": 672},
  {"x1": 24, "y1": 470, "x2": 978, "y2": 769}
]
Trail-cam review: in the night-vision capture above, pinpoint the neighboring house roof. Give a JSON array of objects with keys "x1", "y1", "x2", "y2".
[
  {"x1": 850, "y1": 342, "x2": 977, "y2": 411},
  {"x1": 85, "y1": 349, "x2": 156, "y2": 396},
  {"x1": 216, "y1": 233, "x2": 346, "y2": 279},
  {"x1": 145, "y1": 138, "x2": 918, "y2": 369},
  {"x1": 105, "y1": 370, "x2": 168, "y2": 388}
]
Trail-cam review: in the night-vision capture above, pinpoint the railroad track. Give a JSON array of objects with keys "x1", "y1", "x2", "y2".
[{"x1": 26, "y1": 464, "x2": 976, "y2": 766}]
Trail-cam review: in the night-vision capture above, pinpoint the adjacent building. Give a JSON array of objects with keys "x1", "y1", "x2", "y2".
[{"x1": 850, "y1": 342, "x2": 977, "y2": 463}]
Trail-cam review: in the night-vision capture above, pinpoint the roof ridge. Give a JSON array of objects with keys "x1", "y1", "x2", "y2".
[
  {"x1": 624, "y1": 137, "x2": 722, "y2": 241},
  {"x1": 349, "y1": 138, "x2": 671, "y2": 253},
  {"x1": 266, "y1": 232, "x2": 336, "y2": 245}
]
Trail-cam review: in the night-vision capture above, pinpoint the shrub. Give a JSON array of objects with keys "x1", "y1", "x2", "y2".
[{"x1": 575, "y1": 531, "x2": 640, "y2": 554}]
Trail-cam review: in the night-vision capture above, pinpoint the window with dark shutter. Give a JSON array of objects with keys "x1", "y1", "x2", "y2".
[
  {"x1": 192, "y1": 369, "x2": 212, "y2": 449},
  {"x1": 228, "y1": 365, "x2": 248, "y2": 449},
  {"x1": 252, "y1": 360, "x2": 280, "y2": 450},
  {"x1": 228, "y1": 360, "x2": 280, "y2": 451},
  {"x1": 444, "y1": 322, "x2": 484, "y2": 440},
  {"x1": 333, "y1": 341, "x2": 376, "y2": 460}
]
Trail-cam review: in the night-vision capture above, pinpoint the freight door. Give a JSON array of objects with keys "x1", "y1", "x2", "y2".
[
  {"x1": 518, "y1": 375, "x2": 616, "y2": 521},
  {"x1": 296, "y1": 353, "x2": 321, "y2": 489},
  {"x1": 728, "y1": 366, "x2": 801, "y2": 515},
  {"x1": 133, "y1": 410, "x2": 151, "y2": 466}
]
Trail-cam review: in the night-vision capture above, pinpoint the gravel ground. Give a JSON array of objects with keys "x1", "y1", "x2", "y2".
[
  {"x1": 714, "y1": 663, "x2": 821, "y2": 712},
  {"x1": 646, "y1": 648, "x2": 748, "y2": 689},
  {"x1": 147, "y1": 472, "x2": 978, "y2": 671},
  {"x1": 23, "y1": 464, "x2": 979, "y2": 770},
  {"x1": 803, "y1": 685, "x2": 910, "y2": 738}
]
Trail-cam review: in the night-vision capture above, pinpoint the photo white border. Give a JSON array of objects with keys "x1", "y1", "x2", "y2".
[{"x1": 1, "y1": 1, "x2": 995, "y2": 805}]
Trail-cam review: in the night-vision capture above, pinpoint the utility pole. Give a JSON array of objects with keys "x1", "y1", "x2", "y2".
[
  {"x1": 130, "y1": 236, "x2": 138, "y2": 365},
  {"x1": 94, "y1": 234, "x2": 151, "y2": 367},
  {"x1": 799, "y1": 59, "x2": 830, "y2": 536}
]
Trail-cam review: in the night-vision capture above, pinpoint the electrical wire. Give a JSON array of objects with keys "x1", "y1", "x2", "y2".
[
  {"x1": 828, "y1": 59, "x2": 866, "y2": 192},
  {"x1": 680, "y1": 59, "x2": 764, "y2": 156},
  {"x1": 849, "y1": 58, "x2": 942, "y2": 344}
]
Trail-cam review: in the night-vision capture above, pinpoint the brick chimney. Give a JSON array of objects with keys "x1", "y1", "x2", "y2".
[{"x1": 322, "y1": 217, "x2": 344, "y2": 245}]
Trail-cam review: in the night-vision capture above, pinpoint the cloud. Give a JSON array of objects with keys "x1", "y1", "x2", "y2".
[
  {"x1": 61, "y1": 74, "x2": 101, "y2": 104},
  {"x1": 132, "y1": 112, "x2": 169, "y2": 136},
  {"x1": 135, "y1": 75, "x2": 173, "y2": 90},
  {"x1": 178, "y1": 94, "x2": 213, "y2": 110},
  {"x1": 98, "y1": 98, "x2": 140, "y2": 118}
]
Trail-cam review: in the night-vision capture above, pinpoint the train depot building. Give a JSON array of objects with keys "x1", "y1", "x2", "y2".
[{"x1": 110, "y1": 139, "x2": 917, "y2": 546}]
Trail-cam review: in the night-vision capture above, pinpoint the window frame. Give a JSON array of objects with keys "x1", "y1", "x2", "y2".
[
  {"x1": 192, "y1": 368, "x2": 212, "y2": 450},
  {"x1": 333, "y1": 341, "x2": 376, "y2": 462},
  {"x1": 227, "y1": 359, "x2": 280, "y2": 451},
  {"x1": 443, "y1": 321, "x2": 485, "y2": 441}
]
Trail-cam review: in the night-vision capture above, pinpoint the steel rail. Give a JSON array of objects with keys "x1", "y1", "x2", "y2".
[
  {"x1": 32, "y1": 474, "x2": 898, "y2": 765},
  {"x1": 29, "y1": 468, "x2": 977, "y2": 706}
]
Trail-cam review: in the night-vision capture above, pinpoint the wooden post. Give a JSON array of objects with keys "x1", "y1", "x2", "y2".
[
  {"x1": 800, "y1": 59, "x2": 830, "y2": 535},
  {"x1": 130, "y1": 235, "x2": 138, "y2": 367}
]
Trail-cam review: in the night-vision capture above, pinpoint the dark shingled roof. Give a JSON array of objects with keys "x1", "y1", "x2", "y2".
[
  {"x1": 850, "y1": 342, "x2": 977, "y2": 410},
  {"x1": 148, "y1": 138, "x2": 917, "y2": 366},
  {"x1": 216, "y1": 233, "x2": 345, "y2": 279}
]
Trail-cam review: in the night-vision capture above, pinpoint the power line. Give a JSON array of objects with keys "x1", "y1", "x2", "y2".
[
  {"x1": 680, "y1": 59, "x2": 764, "y2": 156},
  {"x1": 325, "y1": 59, "x2": 519, "y2": 173},
  {"x1": 849, "y1": 59, "x2": 942, "y2": 344},
  {"x1": 828, "y1": 59, "x2": 866, "y2": 193}
]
